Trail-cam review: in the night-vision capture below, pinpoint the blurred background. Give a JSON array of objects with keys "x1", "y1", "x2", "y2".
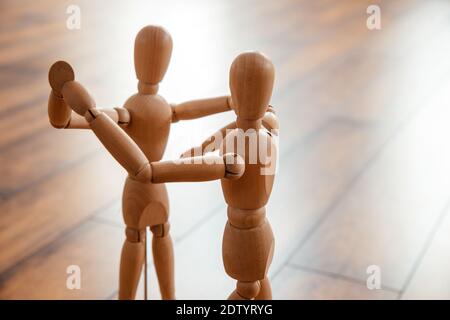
[{"x1": 1, "y1": 0, "x2": 450, "y2": 299}]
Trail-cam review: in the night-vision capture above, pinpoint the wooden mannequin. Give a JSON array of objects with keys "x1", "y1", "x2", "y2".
[
  {"x1": 181, "y1": 52, "x2": 279, "y2": 300},
  {"x1": 47, "y1": 25, "x2": 238, "y2": 300}
]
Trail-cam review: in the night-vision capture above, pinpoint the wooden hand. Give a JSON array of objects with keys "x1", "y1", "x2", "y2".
[{"x1": 48, "y1": 61, "x2": 130, "y2": 129}]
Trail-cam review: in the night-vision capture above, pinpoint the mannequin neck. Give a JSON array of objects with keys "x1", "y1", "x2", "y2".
[
  {"x1": 138, "y1": 81, "x2": 159, "y2": 95},
  {"x1": 236, "y1": 117, "x2": 262, "y2": 130}
]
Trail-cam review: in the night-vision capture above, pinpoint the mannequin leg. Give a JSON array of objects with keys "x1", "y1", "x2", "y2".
[
  {"x1": 150, "y1": 222, "x2": 175, "y2": 300},
  {"x1": 118, "y1": 227, "x2": 145, "y2": 300},
  {"x1": 255, "y1": 277, "x2": 272, "y2": 300},
  {"x1": 228, "y1": 281, "x2": 260, "y2": 300}
]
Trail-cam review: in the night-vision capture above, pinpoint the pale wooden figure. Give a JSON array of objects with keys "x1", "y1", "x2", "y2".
[
  {"x1": 182, "y1": 52, "x2": 279, "y2": 300},
  {"x1": 47, "y1": 25, "x2": 237, "y2": 300}
]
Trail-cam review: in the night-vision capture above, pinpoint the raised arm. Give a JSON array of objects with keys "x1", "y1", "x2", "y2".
[
  {"x1": 61, "y1": 79, "x2": 244, "y2": 183},
  {"x1": 171, "y1": 96, "x2": 232, "y2": 123},
  {"x1": 51, "y1": 107, "x2": 130, "y2": 129},
  {"x1": 48, "y1": 61, "x2": 130, "y2": 129},
  {"x1": 56, "y1": 78, "x2": 152, "y2": 180},
  {"x1": 54, "y1": 67, "x2": 244, "y2": 183}
]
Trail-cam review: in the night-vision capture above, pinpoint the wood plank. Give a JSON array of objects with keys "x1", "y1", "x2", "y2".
[
  {"x1": 0, "y1": 152, "x2": 124, "y2": 275},
  {"x1": 401, "y1": 204, "x2": 450, "y2": 299},
  {"x1": 0, "y1": 0, "x2": 390, "y2": 155},
  {"x1": 291, "y1": 83, "x2": 450, "y2": 290},
  {"x1": 3, "y1": 0, "x2": 450, "y2": 300},
  {"x1": 272, "y1": 265, "x2": 397, "y2": 299},
  {"x1": 0, "y1": 221, "x2": 124, "y2": 299},
  {"x1": 338, "y1": 7, "x2": 450, "y2": 124},
  {"x1": 268, "y1": 1, "x2": 429, "y2": 153},
  {"x1": 0, "y1": 129, "x2": 100, "y2": 193},
  {"x1": 268, "y1": 118, "x2": 384, "y2": 275},
  {"x1": 276, "y1": 0, "x2": 450, "y2": 131}
]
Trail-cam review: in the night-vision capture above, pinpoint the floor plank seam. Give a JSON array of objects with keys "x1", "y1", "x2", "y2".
[
  {"x1": 0, "y1": 198, "x2": 119, "y2": 285},
  {"x1": 0, "y1": 125, "x2": 49, "y2": 154},
  {"x1": 279, "y1": 117, "x2": 334, "y2": 160},
  {"x1": 174, "y1": 203, "x2": 225, "y2": 242},
  {"x1": 272, "y1": 113, "x2": 429, "y2": 282},
  {"x1": 0, "y1": 93, "x2": 47, "y2": 120},
  {"x1": 288, "y1": 262, "x2": 401, "y2": 295},
  {"x1": 0, "y1": 5, "x2": 384, "y2": 162},
  {"x1": 0, "y1": 149, "x2": 101, "y2": 199},
  {"x1": 279, "y1": 0, "x2": 425, "y2": 95},
  {"x1": 329, "y1": 115, "x2": 376, "y2": 129},
  {"x1": 89, "y1": 208, "x2": 123, "y2": 229},
  {"x1": 271, "y1": 65, "x2": 450, "y2": 284},
  {"x1": 105, "y1": 290, "x2": 117, "y2": 300},
  {"x1": 89, "y1": 198, "x2": 224, "y2": 243},
  {"x1": 398, "y1": 195, "x2": 450, "y2": 299},
  {"x1": 278, "y1": 4, "x2": 387, "y2": 95}
]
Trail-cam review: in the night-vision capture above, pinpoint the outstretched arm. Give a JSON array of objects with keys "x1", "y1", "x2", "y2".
[
  {"x1": 151, "y1": 153, "x2": 244, "y2": 183},
  {"x1": 48, "y1": 61, "x2": 130, "y2": 129},
  {"x1": 171, "y1": 96, "x2": 232, "y2": 123},
  {"x1": 180, "y1": 105, "x2": 278, "y2": 158},
  {"x1": 55, "y1": 72, "x2": 244, "y2": 183},
  {"x1": 62, "y1": 81, "x2": 244, "y2": 183},
  {"x1": 180, "y1": 121, "x2": 237, "y2": 158}
]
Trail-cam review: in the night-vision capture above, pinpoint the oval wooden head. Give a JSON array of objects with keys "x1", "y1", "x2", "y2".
[
  {"x1": 134, "y1": 25, "x2": 173, "y2": 85},
  {"x1": 229, "y1": 52, "x2": 275, "y2": 120},
  {"x1": 48, "y1": 61, "x2": 75, "y2": 94}
]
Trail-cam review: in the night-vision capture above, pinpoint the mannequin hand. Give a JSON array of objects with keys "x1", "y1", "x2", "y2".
[
  {"x1": 48, "y1": 61, "x2": 74, "y2": 95},
  {"x1": 61, "y1": 81, "x2": 96, "y2": 116},
  {"x1": 49, "y1": 60, "x2": 95, "y2": 116}
]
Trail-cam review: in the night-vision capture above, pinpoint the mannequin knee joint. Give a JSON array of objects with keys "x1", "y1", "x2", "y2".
[
  {"x1": 236, "y1": 281, "x2": 260, "y2": 299},
  {"x1": 150, "y1": 222, "x2": 170, "y2": 238},
  {"x1": 125, "y1": 227, "x2": 145, "y2": 243}
]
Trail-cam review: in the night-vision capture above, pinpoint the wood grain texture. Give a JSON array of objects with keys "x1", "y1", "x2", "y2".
[
  {"x1": 2, "y1": 0, "x2": 450, "y2": 299},
  {"x1": 291, "y1": 84, "x2": 450, "y2": 290},
  {"x1": 401, "y1": 205, "x2": 450, "y2": 299},
  {"x1": 0, "y1": 221, "x2": 124, "y2": 299},
  {"x1": 272, "y1": 266, "x2": 397, "y2": 300},
  {"x1": 0, "y1": 153, "x2": 124, "y2": 275}
]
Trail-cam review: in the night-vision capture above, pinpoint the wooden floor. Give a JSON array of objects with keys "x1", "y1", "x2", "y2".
[{"x1": 1, "y1": 0, "x2": 450, "y2": 299}]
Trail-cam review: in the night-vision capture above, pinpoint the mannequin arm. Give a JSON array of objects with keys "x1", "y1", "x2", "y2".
[
  {"x1": 65, "y1": 107, "x2": 130, "y2": 129},
  {"x1": 171, "y1": 96, "x2": 232, "y2": 122},
  {"x1": 58, "y1": 76, "x2": 244, "y2": 183},
  {"x1": 151, "y1": 153, "x2": 244, "y2": 183},
  {"x1": 48, "y1": 93, "x2": 130, "y2": 129},
  {"x1": 180, "y1": 121, "x2": 237, "y2": 158},
  {"x1": 47, "y1": 61, "x2": 130, "y2": 129},
  {"x1": 56, "y1": 80, "x2": 150, "y2": 180}
]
